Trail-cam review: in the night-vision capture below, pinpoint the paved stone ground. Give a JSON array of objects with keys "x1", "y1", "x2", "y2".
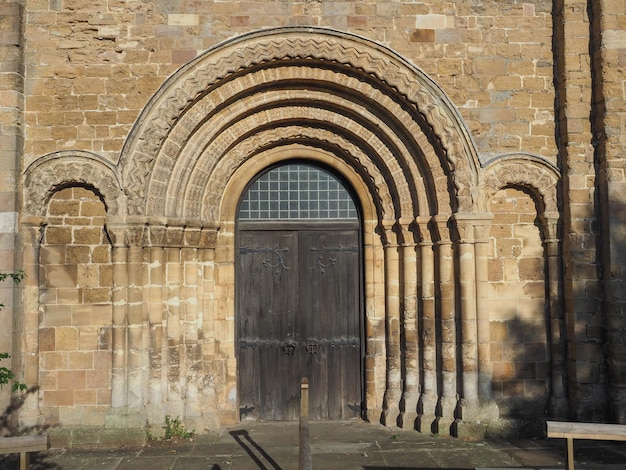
[{"x1": 2, "y1": 421, "x2": 626, "y2": 469}]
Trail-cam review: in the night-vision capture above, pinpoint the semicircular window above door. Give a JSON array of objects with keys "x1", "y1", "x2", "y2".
[
  {"x1": 238, "y1": 163, "x2": 358, "y2": 220},
  {"x1": 236, "y1": 162, "x2": 363, "y2": 421}
]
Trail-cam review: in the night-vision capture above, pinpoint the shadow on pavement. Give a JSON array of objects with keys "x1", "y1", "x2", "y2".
[
  {"x1": 0, "y1": 453, "x2": 59, "y2": 470},
  {"x1": 230, "y1": 429, "x2": 282, "y2": 469}
]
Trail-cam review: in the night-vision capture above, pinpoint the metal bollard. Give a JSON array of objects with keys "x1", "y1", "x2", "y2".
[{"x1": 299, "y1": 377, "x2": 312, "y2": 470}]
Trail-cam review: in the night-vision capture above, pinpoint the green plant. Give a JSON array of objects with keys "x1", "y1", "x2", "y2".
[
  {"x1": 163, "y1": 415, "x2": 193, "y2": 440},
  {"x1": 0, "y1": 271, "x2": 27, "y2": 393},
  {"x1": 0, "y1": 353, "x2": 27, "y2": 393},
  {"x1": 0, "y1": 270, "x2": 24, "y2": 310},
  {"x1": 145, "y1": 421, "x2": 157, "y2": 442}
]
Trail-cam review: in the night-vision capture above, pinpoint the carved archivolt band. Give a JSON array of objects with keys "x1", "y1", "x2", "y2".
[
  {"x1": 482, "y1": 155, "x2": 559, "y2": 212},
  {"x1": 120, "y1": 27, "x2": 480, "y2": 216},
  {"x1": 481, "y1": 154, "x2": 560, "y2": 238},
  {"x1": 23, "y1": 151, "x2": 122, "y2": 216}
]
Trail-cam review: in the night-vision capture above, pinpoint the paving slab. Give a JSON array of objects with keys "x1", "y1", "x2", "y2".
[{"x1": 2, "y1": 420, "x2": 626, "y2": 469}]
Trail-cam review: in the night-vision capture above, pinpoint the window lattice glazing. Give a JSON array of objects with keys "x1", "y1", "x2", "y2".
[{"x1": 239, "y1": 164, "x2": 358, "y2": 219}]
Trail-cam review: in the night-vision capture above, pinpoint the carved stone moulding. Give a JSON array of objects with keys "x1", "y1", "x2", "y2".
[
  {"x1": 105, "y1": 216, "x2": 219, "y2": 249},
  {"x1": 23, "y1": 151, "x2": 122, "y2": 217},
  {"x1": 481, "y1": 153, "x2": 561, "y2": 239},
  {"x1": 119, "y1": 27, "x2": 482, "y2": 218}
]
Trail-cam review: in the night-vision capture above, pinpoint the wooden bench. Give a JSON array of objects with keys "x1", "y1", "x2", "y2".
[
  {"x1": 546, "y1": 421, "x2": 626, "y2": 470},
  {"x1": 0, "y1": 434, "x2": 49, "y2": 470}
]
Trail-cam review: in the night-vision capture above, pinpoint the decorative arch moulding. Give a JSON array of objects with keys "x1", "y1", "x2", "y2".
[
  {"x1": 119, "y1": 27, "x2": 482, "y2": 218},
  {"x1": 21, "y1": 29, "x2": 562, "y2": 233}
]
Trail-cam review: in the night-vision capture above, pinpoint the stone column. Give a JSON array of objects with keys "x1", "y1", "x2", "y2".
[
  {"x1": 362, "y1": 232, "x2": 383, "y2": 421},
  {"x1": 181, "y1": 231, "x2": 201, "y2": 419},
  {"x1": 147, "y1": 240, "x2": 165, "y2": 408},
  {"x1": 127, "y1": 239, "x2": 145, "y2": 410},
  {"x1": 16, "y1": 219, "x2": 44, "y2": 427},
  {"x1": 399, "y1": 218, "x2": 419, "y2": 429},
  {"x1": 381, "y1": 220, "x2": 401, "y2": 426},
  {"x1": 197, "y1": 227, "x2": 221, "y2": 425},
  {"x1": 453, "y1": 214, "x2": 498, "y2": 437},
  {"x1": 109, "y1": 224, "x2": 129, "y2": 410},
  {"x1": 454, "y1": 214, "x2": 479, "y2": 403},
  {"x1": 473, "y1": 215, "x2": 493, "y2": 400},
  {"x1": 165, "y1": 235, "x2": 183, "y2": 407},
  {"x1": 433, "y1": 215, "x2": 456, "y2": 435},
  {"x1": 416, "y1": 216, "x2": 437, "y2": 432},
  {"x1": 541, "y1": 212, "x2": 568, "y2": 418}
]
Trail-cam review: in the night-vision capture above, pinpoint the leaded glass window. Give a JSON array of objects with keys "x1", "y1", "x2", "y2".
[{"x1": 239, "y1": 163, "x2": 358, "y2": 220}]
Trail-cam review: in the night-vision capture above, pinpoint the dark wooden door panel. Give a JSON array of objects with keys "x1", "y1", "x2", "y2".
[
  {"x1": 237, "y1": 230, "x2": 300, "y2": 421},
  {"x1": 237, "y1": 227, "x2": 362, "y2": 421},
  {"x1": 301, "y1": 229, "x2": 361, "y2": 419}
]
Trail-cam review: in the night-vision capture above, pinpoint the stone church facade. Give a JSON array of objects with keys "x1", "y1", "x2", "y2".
[{"x1": 1, "y1": 1, "x2": 624, "y2": 444}]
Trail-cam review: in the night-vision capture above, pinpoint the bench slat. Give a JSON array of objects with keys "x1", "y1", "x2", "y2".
[
  {"x1": 547, "y1": 421, "x2": 626, "y2": 441},
  {"x1": 0, "y1": 435, "x2": 49, "y2": 454}
]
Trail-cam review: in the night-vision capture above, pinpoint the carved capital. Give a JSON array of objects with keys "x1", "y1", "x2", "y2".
[{"x1": 452, "y1": 212, "x2": 492, "y2": 242}]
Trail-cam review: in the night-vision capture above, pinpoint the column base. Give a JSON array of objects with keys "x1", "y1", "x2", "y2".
[
  {"x1": 452, "y1": 399, "x2": 499, "y2": 439},
  {"x1": 398, "y1": 410, "x2": 418, "y2": 429},
  {"x1": 416, "y1": 392, "x2": 438, "y2": 433},
  {"x1": 432, "y1": 395, "x2": 456, "y2": 436},
  {"x1": 380, "y1": 406, "x2": 401, "y2": 426},
  {"x1": 432, "y1": 416, "x2": 455, "y2": 436},
  {"x1": 416, "y1": 413, "x2": 436, "y2": 433}
]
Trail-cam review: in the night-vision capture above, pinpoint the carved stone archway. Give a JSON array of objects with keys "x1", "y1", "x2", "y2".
[
  {"x1": 20, "y1": 28, "x2": 570, "y2": 437},
  {"x1": 108, "y1": 27, "x2": 488, "y2": 433}
]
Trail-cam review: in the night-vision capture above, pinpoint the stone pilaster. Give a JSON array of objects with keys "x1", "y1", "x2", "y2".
[
  {"x1": 593, "y1": 0, "x2": 626, "y2": 423},
  {"x1": 453, "y1": 213, "x2": 499, "y2": 438},
  {"x1": 555, "y1": 0, "x2": 605, "y2": 421},
  {"x1": 416, "y1": 216, "x2": 437, "y2": 433},
  {"x1": 381, "y1": 220, "x2": 401, "y2": 426},
  {"x1": 433, "y1": 216, "x2": 457, "y2": 436},
  {"x1": 0, "y1": 0, "x2": 23, "y2": 414},
  {"x1": 398, "y1": 218, "x2": 419, "y2": 429}
]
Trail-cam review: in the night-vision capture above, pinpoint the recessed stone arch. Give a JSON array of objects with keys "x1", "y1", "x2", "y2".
[
  {"x1": 481, "y1": 154, "x2": 560, "y2": 238},
  {"x1": 19, "y1": 27, "x2": 573, "y2": 436},
  {"x1": 218, "y1": 144, "x2": 380, "y2": 239},
  {"x1": 120, "y1": 27, "x2": 480, "y2": 219},
  {"x1": 480, "y1": 153, "x2": 565, "y2": 424},
  {"x1": 23, "y1": 151, "x2": 122, "y2": 217}
]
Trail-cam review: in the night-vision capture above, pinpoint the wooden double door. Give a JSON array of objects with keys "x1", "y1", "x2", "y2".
[{"x1": 236, "y1": 221, "x2": 363, "y2": 421}]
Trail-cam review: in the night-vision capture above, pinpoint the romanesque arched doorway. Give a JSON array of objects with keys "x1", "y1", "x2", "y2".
[
  {"x1": 18, "y1": 27, "x2": 563, "y2": 438},
  {"x1": 236, "y1": 162, "x2": 363, "y2": 420}
]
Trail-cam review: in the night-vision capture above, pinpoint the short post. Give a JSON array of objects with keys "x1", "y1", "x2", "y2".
[{"x1": 299, "y1": 377, "x2": 312, "y2": 470}]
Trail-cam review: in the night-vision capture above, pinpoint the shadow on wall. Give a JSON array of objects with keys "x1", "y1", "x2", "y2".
[{"x1": 489, "y1": 313, "x2": 551, "y2": 437}]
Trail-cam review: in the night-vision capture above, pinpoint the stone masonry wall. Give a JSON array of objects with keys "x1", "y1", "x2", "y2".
[
  {"x1": 0, "y1": 1, "x2": 23, "y2": 411},
  {"x1": 488, "y1": 187, "x2": 549, "y2": 419},
  {"x1": 21, "y1": 0, "x2": 556, "y2": 167},
  {"x1": 8, "y1": 0, "x2": 626, "y2": 435},
  {"x1": 594, "y1": 0, "x2": 626, "y2": 422},
  {"x1": 39, "y1": 187, "x2": 112, "y2": 427}
]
